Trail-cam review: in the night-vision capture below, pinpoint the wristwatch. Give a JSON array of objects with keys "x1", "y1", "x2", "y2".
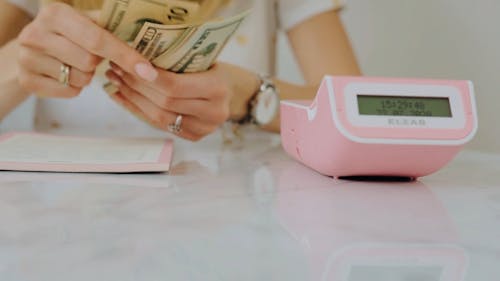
[{"x1": 239, "y1": 74, "x2": 280, "y2": 126}]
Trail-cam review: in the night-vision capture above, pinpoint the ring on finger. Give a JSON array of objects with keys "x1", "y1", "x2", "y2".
[
  {"x1": 167, "y1": 114, "x2": 183, "y2": 134},
  {"x1": 58, "y1": 63, "x2": 71, "y2": 87}
]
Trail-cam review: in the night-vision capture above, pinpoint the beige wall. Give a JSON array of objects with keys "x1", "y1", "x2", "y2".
[{"x1": 277, "y1": 0, "x2": 500, "y2": 152}]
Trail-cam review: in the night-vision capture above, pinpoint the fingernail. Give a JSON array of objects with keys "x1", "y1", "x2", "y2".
[{"x1": 135, "y1": 63, "x2": 158, "y2": 82}]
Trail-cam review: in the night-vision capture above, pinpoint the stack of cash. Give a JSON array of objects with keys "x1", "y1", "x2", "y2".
[{"x1": 98, "y1": 0, "x2": 251, "y2": 74}]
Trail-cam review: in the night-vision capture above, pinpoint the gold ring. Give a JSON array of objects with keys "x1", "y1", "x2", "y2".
[
  {"x1": 167, "y1": 115, "x2": 183, "y2": 134},
  {"x1": 58, "y1": 63, "x2": 70, "y2": 87}
]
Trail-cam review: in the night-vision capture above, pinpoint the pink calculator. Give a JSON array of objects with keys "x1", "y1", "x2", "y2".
[{"x1": 280, "y1": 76, "x2": 478, "y2": 179}]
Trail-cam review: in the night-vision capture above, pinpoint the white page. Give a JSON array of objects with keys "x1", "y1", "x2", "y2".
[{"x1": 0, "y1": 134, "x2": 166, "y2": 164}]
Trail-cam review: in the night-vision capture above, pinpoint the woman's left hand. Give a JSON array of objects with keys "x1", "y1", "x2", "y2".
[{"x1": 106, "y1": 63, "x2": 257, "y2": 141}]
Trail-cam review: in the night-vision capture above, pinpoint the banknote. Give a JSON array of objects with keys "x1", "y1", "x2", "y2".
[
  {"x1": 152, "y1": 11, "x2": 249, "y2": 72},
  {"x1": 100, "y1": 0, "x2": 251, "y2": 76},
  {"x1": 130, "y1": 0, "x2": 252, "y2": 72},
  {"x1": 98, "y1": 0, "x2": 202, "y2": 41}
]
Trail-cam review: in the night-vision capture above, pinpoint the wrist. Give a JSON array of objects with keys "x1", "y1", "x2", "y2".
[
  {"x1": 231, "y1": 73, "x2": 281, "y2": 127},
  {"x1": 226, "y1": 65, "x2": 260, "y2": 121},
  {"x1": 1, "y1": 40, "x2": 20, "y2": 83}
]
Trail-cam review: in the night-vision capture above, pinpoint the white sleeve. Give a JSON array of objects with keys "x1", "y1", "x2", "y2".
[
  {"x1": 277, "y1": 0, "x2": 346, "y2": 30},
  {"x1": 6, "y1": 0, "x2": 39, "y2": 17}
]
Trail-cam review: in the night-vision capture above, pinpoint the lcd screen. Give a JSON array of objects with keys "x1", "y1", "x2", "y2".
[{"x1": 357, "y1": 95, "x2": 452, "y2": 117}]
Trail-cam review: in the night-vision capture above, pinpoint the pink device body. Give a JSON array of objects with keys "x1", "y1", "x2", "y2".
[{"x1": 280, "y1": 76, "x2": 478, "y2": 179}]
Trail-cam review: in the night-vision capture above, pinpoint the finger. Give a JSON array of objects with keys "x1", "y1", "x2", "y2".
[
  {"x1": 107, "y1": 89, "x2": 151, "y2": 125},
  {"x1": 117, "y1": 82, "x2": 215, "y2": 139},
  {"x1": 18, "y1": 48, "x2": 94, "y2": 88},
  {"x1": 105, "y1": 69, "x2": 123, "y2": 88},
  {"x1": 109, "y1": 61, "x2": 124, "y2": 77},
  {"x1": 19, "y1": 28, "x2": 101, "y2": 73},
  {"x1": 18, "y1": 69, "x2": 81, "y2": 98},
  {"x1": 111, "y1": 91, "x2": 208, "y2": 141},
  {"x1": 39, "y1": 34, "x2": 102, "y2": 74},
  {"x1": 152, "y1": 64, "x2": 228, "y2": 99},
  {"x1": 107, "y1": 69, "x2": 222, "y2": 120},
  {"x1": 114, "y1": 64, "x2": 216, "y2": 99},
  {"x1": 81, "y1": 10, "x2": 100, "y2": 22},
  {"x1": 108, "y1": 68, "x2": 159, "y2": 99},
  {"x1": 38, "y1": 3, "x2": 158, "y2": 81}
]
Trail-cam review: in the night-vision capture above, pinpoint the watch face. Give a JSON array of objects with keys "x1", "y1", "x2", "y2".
[{"x1": 255, "y1": 87, "x2": 280, "y2": 125}]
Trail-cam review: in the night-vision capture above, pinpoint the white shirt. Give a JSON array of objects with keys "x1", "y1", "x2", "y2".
[{"x1": 3, "y1": 0, "x2": 344, "y2": 137}]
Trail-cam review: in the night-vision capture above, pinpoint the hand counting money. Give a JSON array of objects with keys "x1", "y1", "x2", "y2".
[{"x1": 99, "y1": 0, "x2": 251, "y2": 73}]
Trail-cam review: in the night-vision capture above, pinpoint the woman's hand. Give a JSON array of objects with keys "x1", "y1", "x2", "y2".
[
  {"x1": 16, "y1": 2, "x2": 158, "y2": 98},
  {"x1": 105, "y1": 62, "x2": 260, "y2": 141}
]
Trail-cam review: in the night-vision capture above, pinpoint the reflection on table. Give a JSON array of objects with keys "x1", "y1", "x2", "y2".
[{"x1": 0, "y1": 132, "x2": 499, "y2": 280}]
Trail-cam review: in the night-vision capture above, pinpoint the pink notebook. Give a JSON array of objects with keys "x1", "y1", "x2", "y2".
[{"x1": 0, "y1": 132, "x2": 174, "y2": 173}]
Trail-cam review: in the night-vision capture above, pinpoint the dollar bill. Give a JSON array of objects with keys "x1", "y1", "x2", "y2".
[
  {"x1": 128, "y1": 2, "x2": 251, "y2": 73},
  {"x1": 98, "y1": 0, "x2": 202, "y2": 41},
  {"x1": 100, "y1": 0, "x2": 251, "y2": 76},
  {"x1": 152, "y1": 11, "x2": 249, "y2": 73}
]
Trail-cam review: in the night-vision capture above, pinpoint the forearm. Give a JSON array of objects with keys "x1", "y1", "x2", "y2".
[
  {"x1": 287, "y1": 9, "x2": 361, "y2": 85},
  {"x1": 0, "y1": 39, "x2": 30, "y2": 122},
  {"x1": 0, "y1": 1, "x2": 33, "y2": 121},
  {"x1": 270, "y1": 9, "x2": 363, "y2": 132},
  {"x1": 0, "y1": 0, "x2": 32, "y2": 46},
  {"x1": 228, "y1": 9, "x2": 360, "y2": 134},
  {"x1": 261, "y1": 9, "x2": 361, "y2": 132}
]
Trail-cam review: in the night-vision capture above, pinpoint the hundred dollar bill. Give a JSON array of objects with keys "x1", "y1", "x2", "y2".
[
  {"x1": 151, "y1": 8, "x2": 250, "y2": 73},
  {"x1": 98, "y1": 0, "x2": 202, "y2": 41}
]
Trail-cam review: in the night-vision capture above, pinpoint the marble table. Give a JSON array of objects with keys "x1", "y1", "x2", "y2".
[{"x1": 0, "y1": 130, "x2": 498, "y2": 281}]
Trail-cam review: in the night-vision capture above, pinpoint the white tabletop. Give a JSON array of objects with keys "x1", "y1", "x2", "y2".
[{"x1": 0, "y1": 130, "x2": 498, "y2": 281}]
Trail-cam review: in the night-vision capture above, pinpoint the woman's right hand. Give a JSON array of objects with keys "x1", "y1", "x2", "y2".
[{"x1": 17, "y1": 2, "x2": 158, "y2": 98}]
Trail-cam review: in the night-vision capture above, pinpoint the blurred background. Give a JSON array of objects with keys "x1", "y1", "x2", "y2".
[{"x1": 277, "y1": 0, "x2": 500, "y2": 153}]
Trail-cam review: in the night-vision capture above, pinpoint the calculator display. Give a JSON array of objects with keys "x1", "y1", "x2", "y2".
[{"x1": 357, "y1": 95, "x2": 452, "y2": 117}]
